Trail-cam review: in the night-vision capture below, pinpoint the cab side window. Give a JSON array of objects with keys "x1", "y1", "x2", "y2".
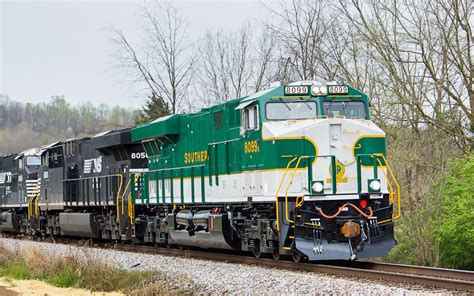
[{"x1": 242, "y1": 105, "x2": 259, "y2": 132}]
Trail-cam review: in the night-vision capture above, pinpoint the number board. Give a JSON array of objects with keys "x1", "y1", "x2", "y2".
[
  {"x1": 284, "y1": 86, "x2": 309, "y2": 95},
  {"x1": 328, "y1": 85, "x2": 349, "y2": 94}
]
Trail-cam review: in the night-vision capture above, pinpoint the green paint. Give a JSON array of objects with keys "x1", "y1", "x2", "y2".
[
  {"x1": 307, "y1": 157, "x2": 313, "y2": 193},
  {"x1": 132, "y1": 114, "x2": 182, "y2": 142},
  {"x1": 354, "y1": 137, "x2": 386, "y2": 166},
  {"x1": 131, "y1": 174, "x2": 136, "y2": 204},
  {"x1": 180, "y1": 169, "x2": 184, "y2": 204},
  {"x1": 131, "y1": 84, "x2": 371, "y2": 203},
  {"x1": 357, "y1": 158, "x2": 362, "y2": 193},
  {"x1": 331, "y1": 156, "x2": 337, "y2": 194},
  {"x1": 200, "y1": 166, "x2": 205, "y2": 203}
]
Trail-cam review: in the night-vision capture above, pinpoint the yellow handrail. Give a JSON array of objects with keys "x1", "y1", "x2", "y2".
[
  {"x1": 296, "y1": 195, "x2": 304, "y2": 208},
  {"x1": 375, "y1": 154, "x2": 401, "y2": 223},
  {"x1": 284, "y1": 156, "x2": 309, "y2": 224},
  {"x1": 27, "y1": 194, "x2": 33, "y2": 219},
  {"x1": 34, "y1": 187, "x2": 40, "y2": 218},
  {"x1": 115, "y1": 174, "x2": 124, "y2": 222},
  {"x1": 27, "y1": 185, "x2": 39, "y2": 219},
  {"x1": 127, "y1": 193, "x2": 134, "y2": 224},
  {"x1": 121, "y1": 178, "x2": 131, "y2": 216},
  {"x1": 275, "y1": 157, "x2": 298, "y2": 231}
]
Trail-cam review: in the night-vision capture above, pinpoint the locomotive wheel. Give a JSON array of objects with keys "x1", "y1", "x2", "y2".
[
  {"x1": 178, "y1": 244, "x2": 185, "y2": 250},
  {"x1": 292, "y1": 251, "x2": 302, "y2": 263},
  {"x1": 252, "y1": 245, "x2": 262, "y2": 258},
  {"x1": 272, "y1": 249, "x2": 280, "y2": 260}
]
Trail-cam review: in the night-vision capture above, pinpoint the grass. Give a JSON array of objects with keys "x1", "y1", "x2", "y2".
[{"x1": 0, "y1": 243, "x2": 195, "y2": 295}]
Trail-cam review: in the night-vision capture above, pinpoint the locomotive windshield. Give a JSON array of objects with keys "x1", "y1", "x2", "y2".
[
  {"x1": 265, "y1": 101, "x2": 317, "y2": 120},
  {"x1": 25, "y1": 156, "x2": 41, "y2": 173},
  {"x1": 322, "y1": 100, "x2": 367, "y2": 119},
  {"x1": 26, "y1": 156, "x2": 41, "y2": 166}
]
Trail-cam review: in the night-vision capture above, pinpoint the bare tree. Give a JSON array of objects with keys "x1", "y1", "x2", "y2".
[
  {"x1": 252, "y1": 26, "x2": 277, "y2": 92},
  {"x1": 338, "y1": 0, "x2": 473, "y2": 150},
  {"x1": 198, "y1": 30, "x2": 233, "y2": 106},
  {"x1": 265, "y1": 0, "x2": 332, "y2": 81},
  {"x1": 109, "y1": 1, "x2": 196, "y2": 114},
  {"x1": 197, "y1": 24, "x2": 276, "y2": 107}
]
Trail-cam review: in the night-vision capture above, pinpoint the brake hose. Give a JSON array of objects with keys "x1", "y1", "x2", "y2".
[{"x1": 316, "y1": 203, "x2": 373, "y2": 219}]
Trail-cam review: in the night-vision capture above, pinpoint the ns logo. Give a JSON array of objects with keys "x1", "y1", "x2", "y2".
[{"x1": 84, "y1": 156, "x2": 102, "y2": 174}]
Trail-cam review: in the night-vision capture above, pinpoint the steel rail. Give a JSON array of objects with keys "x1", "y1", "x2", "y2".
[
  {"x1": 108, "y1": 244, "x2": 474, "y2": 292},
  {"x1": 3, "y1": 235, "x2": 473, "y2": 292},
  {"x1": 333, "y1": 261, "x2": 474, "y2": 282}
]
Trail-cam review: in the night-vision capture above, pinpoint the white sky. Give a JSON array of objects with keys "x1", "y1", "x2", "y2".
[{"x1": 0, "y1": 0, "x2": 267, "y2": 108}]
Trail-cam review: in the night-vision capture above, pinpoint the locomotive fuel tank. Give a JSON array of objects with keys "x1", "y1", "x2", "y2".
[
  {"x1": 59, "y1": 213, "x2": 100, "y2": 238},
  {"x1": 192, "y1": 210, "x2": 211, "y2": 230},
  {"x1": 175, "y1": 210, "x2": 193, "y2": 230},
  {"x1": 168, "y1": 210, "x2": 240, "y2": 250}
]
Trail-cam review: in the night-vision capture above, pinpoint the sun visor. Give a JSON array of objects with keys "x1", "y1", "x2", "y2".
[{"x1": 235, "y1": 100, "x2": 256, "y2": 110}]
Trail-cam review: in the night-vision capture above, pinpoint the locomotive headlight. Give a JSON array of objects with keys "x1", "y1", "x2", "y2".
[
  {"x1": 311, "y1": 85, "x2": 327, "y2": 96},
  {"x1": 311, "y1": 86, "x2": 320, "y2": 96},
  {"x1": 319, "y1": 86, "x2": 327, "y2": 95},
  {"x1": 312, "y1": 181, "x2": 324, "y2": 193},
  {"x1": 369, "y1": 180, "x2": 381, "y2": 191}
]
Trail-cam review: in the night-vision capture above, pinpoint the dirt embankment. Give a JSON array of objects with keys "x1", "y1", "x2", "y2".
[{"x1": 0, "y1": 278, "x2": 123, "y2": 296}]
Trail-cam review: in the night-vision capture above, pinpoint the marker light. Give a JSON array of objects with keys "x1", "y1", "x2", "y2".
[
  {"x1": 319, "y1": 86, "x2": 327, "y2": 95},
  {"x1": 369, "y1": 180, "x2": 381, "y2": 191},
  {"x1": 312, "y1": 182, "x2": 324, "y2": 193},
  {"x1": 360, "y1": 200, "x2": 367, "y2": 209}
]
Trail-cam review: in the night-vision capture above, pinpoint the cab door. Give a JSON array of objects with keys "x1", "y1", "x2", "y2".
[{"x1": 240, "y1": 103, "x2": 263, "y2": 196}]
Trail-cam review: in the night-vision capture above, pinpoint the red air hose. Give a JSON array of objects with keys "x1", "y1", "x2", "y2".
[{"x1": 317, "y1": 203, "x2": 373, "y2": 219}]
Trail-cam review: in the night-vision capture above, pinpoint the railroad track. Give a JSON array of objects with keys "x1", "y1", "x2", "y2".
[
  {"x1": 3, "y1": 235, "x2": 474, "y2": 292},
  {"x1": 109, "y1": 243, "x2": 474, "y2": 292}
]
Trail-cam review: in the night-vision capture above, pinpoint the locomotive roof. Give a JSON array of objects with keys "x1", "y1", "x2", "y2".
[
  {"x1": 39, "y1": 141, "x2": 62, "y2": 155},
  {"x1": 90, "y1": 127, "x2": 136, "y2": 150},
  {"x1": 14, "y1": 147, "x2": 41, "y2": 160},
  {"x1": 131, "y1": 81, "x2": 367, "y2": 142}
]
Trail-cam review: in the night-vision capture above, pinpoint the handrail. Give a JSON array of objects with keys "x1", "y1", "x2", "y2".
[
  {"x1": 34, "y1": 187, "x2": 40, "y2": 218},
  {"x1": 27, "y1": 192, "x2": 34, "y2": 219},
  {"x1": 296, "y1": 195, "x2": 304, "y2": 208},
  {"x1": 115, "y1": 174, "x2": 123, "y2": 222},
  {"x1": 28, "y1": 185, "x2": 39, "y2": 219},
  {"x1": 275, "y1": 157, "x2": 298, "y2": 231},
  {"x1": 123, "y1": 164, "x2": 207, "y2": 175},
  {"x1": 127, "y1": 192, "x2": 134, "y2": 224},
  {"x1": 121, "y1": 178, "x2": 131, "y2": 216},
  {"x1": 284, "y1": 156, "x2": 309, "y2": 224},
  {"x1": 375, "y1": 154, "x2": 401, "y2": 222},
  {"x1": 63, "y1": 174, "x2": 123, "y2": 182}
]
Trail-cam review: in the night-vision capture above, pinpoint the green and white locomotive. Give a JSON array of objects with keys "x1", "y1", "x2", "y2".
[{"x1": 131, "y1": 81, "x2": 401, "y2": 261}]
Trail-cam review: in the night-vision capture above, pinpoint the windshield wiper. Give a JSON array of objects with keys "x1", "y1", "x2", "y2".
[
  {"x1": 302, "y1": 100, "x2": 313, "y2": 111},
  {"x1": 278, "y1": 98, "x2": 291, "y2": 111}
]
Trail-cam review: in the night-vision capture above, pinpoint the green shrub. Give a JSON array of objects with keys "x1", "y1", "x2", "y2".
[
  {"x1": 435, "y1": 154, "x2": 474, "y2": 270},
  {"x1": 387, "y1": 153, "x2": 474, "y2": 270}
]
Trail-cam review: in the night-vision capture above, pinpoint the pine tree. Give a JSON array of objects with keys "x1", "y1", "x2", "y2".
[{"x1": 134, "y1": 94, "x2": 171, "y2": 124}]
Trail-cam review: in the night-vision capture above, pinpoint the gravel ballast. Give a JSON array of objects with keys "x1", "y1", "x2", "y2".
[{"x1": 0, "y1": 238, "x2": 450, "y2": 295}]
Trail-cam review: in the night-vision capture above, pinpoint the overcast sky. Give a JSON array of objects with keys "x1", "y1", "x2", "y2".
[{"x1": 0, "y1": 0, "x2": 266, "y2": 108}]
